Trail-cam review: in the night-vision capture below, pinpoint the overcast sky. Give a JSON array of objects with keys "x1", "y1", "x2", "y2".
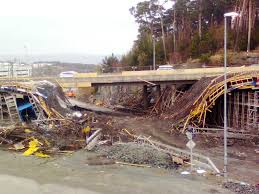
[{"x1": 0, "y1": 0, "x2": 145, "y2": 56}]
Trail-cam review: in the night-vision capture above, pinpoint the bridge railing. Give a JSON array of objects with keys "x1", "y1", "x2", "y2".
[{"x1": 0, "y1": 65, "x2": 258, "y2": 81}]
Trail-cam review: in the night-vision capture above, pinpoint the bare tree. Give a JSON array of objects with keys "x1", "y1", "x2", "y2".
[{"x1": 198, "y1": 0, "x2": 202, "y2": 38}]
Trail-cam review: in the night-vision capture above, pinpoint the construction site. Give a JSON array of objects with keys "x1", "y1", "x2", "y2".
[
  {"x1": 1, "y1": 0, "x2": 259, "y2": 192},
  {"x1": 0, "y1": 66, "x2": 257, "y2": 194}
]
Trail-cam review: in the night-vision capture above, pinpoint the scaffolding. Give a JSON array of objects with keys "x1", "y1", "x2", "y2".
[
  {"x1": 168, "y1": 72, "x2": 259, "y2": 133},
  {"x1": 227, "y1": 90, "x2": 258, "y2": 133}
]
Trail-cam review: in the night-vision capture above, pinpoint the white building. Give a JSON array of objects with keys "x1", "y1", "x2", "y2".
[
  {"x1": 32, "y1": 63, "x2": 53, "y2": 68},
  {"x1": 0, "y1": 62, "x2": 32, "y2": 77}
]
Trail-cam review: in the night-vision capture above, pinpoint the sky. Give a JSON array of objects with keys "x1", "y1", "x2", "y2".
[
  {"x1": 0, "y1": 0, "x2": 144, "y2": 56},
  {"x1": 0, "y1": 0, "x2": 173, "y2": 63}
]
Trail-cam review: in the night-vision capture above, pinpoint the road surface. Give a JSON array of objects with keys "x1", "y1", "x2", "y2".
[{"x1": 0, "y1": 150, "x2": 232, "y2": 194}]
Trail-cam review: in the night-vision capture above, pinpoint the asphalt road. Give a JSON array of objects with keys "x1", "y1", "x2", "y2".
[{"x1": 0, "y1": 150, "x2": 232, "y2": 194}]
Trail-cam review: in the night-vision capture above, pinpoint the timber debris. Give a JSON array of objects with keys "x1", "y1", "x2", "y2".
[
  {"x1": 147, "y1": 71, "x2": 259, "y2": 134},
  {"x1": 0, "y1": 81, "x2": 111, "y2": 157}
]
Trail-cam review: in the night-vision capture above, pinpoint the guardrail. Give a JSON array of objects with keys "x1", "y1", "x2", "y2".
[
  {"x1": 0, "y1": 66, "x2": 258, "y2": 84},
  {"x1": 135, "y1": 135, "x2": 220, "y2": 174}
]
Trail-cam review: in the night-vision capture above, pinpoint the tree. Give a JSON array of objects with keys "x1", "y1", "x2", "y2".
[
  {"x1": 125, "y1": 0, "x2": 259, "y2": 67},
  {"x1": 102, "y1": 54, "x2": 119, "y2": 73},
  {"x1": 130, "y1": 1, "x2": 160, "y2": 36},
  {"x1": 233, "y1": 0, "x2": 257, "y2": 51}
]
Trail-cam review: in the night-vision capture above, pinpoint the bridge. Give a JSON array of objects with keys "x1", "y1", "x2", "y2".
[
  {"x1": 0, "y1": 66, "x2": 258, "y2": 134},
  {"x1": 0, "y1": 66, "x2": 258, "y2": 88}
]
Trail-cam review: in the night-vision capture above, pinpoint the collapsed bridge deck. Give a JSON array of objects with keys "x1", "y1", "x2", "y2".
[{"x1": 168, "y1": 71, "x2": 259, "y2": 134}]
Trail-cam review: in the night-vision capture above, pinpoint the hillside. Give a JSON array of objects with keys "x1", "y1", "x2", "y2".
[{"x1": 119, "y1": 0, "x2": 259, "y2": 69}]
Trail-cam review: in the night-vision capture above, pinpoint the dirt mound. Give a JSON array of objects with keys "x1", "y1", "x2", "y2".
[{"x1": 95, "y1": 142, "x2": 177, "y2": 169}]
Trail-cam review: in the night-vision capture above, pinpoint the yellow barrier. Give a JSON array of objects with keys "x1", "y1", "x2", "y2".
[
  {"x1": 75, "y1": 72, "x2": 98, "y2": 78},
  {"x1": 77, "y1": 82, "x2": 92, "y2": 87},
  {"x1": 60, "y1": 82, "x2": 91, "y2": 88}
]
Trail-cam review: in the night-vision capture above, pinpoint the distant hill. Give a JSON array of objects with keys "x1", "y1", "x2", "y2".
[
  {"x1": 32, "y1": 61, "x2": 99, "y2": 77},
  {"x1": 0, "y1": 53, "x2": 105, "y2": 64}
]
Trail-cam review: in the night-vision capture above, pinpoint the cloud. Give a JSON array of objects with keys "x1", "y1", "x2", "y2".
[{"x1": 0, "y1": 0, "x2": 142, "y2": 55}]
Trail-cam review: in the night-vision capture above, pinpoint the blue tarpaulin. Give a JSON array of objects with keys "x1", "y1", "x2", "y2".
[{"x1": 18, "y1": 103, "x2": 33, "y2": 111}]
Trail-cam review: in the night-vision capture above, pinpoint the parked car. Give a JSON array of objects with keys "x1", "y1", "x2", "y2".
[
  {"x1": 157, "y1": 65, "x2": 174, "y2": 70},
  {"x1": 59, "y1": 71, "x2": 78, "y2": 78}
]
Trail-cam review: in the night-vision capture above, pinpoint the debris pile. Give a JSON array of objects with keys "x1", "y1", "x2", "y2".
[
  {"x1": 0, "y1": 81, "x2": 107, "y2": 156},
  {"x1": 95, "y1": 142, "x2": 176, "y2": 169},
  {"x1": 223, "y1": 181, "x2": 259, "y2": 194}
]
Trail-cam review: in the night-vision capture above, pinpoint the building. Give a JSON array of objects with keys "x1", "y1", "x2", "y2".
[
  {"x1": 32, "y1": 63, "x2": 53, "y2": 68},
  {"x1": 0, "y1": 62, "x2": 32, "y2": 78}
]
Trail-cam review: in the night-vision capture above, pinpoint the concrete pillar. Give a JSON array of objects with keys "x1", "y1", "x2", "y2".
[
  {"x1": 143, "y1": 85, "x2": 149, "y2": 108},
  {"x1": 156, "y1": 85, "x2": 161, "y2": 98}
]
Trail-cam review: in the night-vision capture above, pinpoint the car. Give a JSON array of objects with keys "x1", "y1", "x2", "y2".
[
  {"x1": 157, "y1": 65, "x2": 174, "y2": 70},
  {"x1": 59, "y1": 71, "x2": 78, "y2": 78}
]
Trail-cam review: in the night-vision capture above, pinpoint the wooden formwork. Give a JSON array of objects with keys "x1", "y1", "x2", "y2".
[
  {"x1": 164, "y1": 71, "x2": 259, "y2": 133},
  {"x1": 0, "y1": 82, "x2": 66, "y2": 124}
]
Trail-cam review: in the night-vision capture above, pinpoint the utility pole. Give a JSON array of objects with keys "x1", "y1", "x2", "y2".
[{"x1": 153, "y1": 35, "x2": 156, "y2": 70}]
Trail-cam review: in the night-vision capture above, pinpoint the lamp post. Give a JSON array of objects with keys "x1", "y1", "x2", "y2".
[{"x1": 223, "y1": 12, "x2": 239, "y2": 180}]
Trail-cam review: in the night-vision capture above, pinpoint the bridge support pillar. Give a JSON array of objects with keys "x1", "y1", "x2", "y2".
[
  {"x1": 143, "y1": 85, "x2": 149, "y2": 108},
  {"x1": 156, "y1": 85, "x2": 161, "y2": 99}
]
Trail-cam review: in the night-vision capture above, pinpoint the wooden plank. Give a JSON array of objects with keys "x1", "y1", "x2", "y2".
[{"x1": 172, "y1": 155, "x2": 185, "y2": 165}]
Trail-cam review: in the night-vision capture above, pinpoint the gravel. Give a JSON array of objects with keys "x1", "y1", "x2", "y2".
[
  {"x1": 95, "y1": 142, "x2": 177, "y2": 169},
  {"x1": 223, "y1": 182, "x2": 259, "y2": 194}
]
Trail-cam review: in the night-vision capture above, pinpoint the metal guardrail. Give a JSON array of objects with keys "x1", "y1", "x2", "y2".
[
  {"x1": 0, "y1": 66, "x2": 258, "y2": 86},
  {"x1": 135, "y1": 135, "x2": 220, "y2": 174}
]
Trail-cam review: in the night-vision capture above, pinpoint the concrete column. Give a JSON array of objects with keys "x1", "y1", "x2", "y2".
[
  {"x1": 143, "y1": 85, "x2": 149, "y2": 108},
  {"x1": 156, "y1": 85, "x2": 161, "y2": 98}
]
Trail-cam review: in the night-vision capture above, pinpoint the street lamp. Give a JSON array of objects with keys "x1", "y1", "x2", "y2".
[{"x1": 223, "y1": 11, "x2": 239, "y2": 180}]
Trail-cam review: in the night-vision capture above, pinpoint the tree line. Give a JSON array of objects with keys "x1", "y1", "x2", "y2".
[{"x1": 103, "y1": 0, "x2": 259, "y2": 72}]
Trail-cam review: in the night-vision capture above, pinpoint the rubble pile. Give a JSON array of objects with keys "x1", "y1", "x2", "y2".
[
  {"x1": 95, "y1": 142, "x2": 177, "y2": 169},
  {"x1": 223, "y1": 182, "x2": 259, "y2": 194},
  {"x1": 0, "y1": 81, "x2": 108, "y2": 157}
]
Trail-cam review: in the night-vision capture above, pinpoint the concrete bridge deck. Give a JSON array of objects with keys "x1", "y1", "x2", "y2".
[{"x1": 0, "y1": 66, "x2": 258, "y2": 88}]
